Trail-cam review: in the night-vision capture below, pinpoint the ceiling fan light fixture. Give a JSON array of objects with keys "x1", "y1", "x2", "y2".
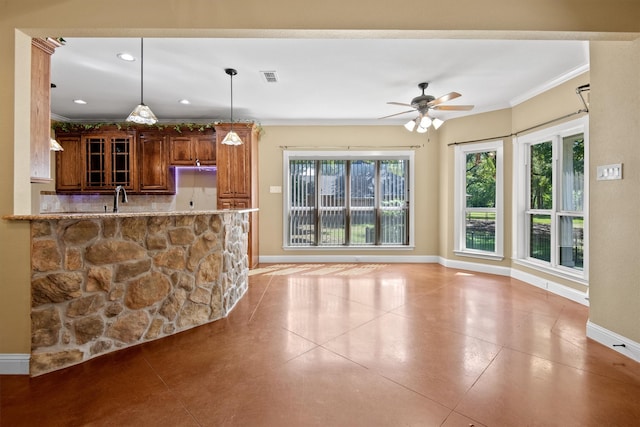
[
  {"x1": 416, "y1": 125, "x2": 428, "y2": 134},
  {"x1": 419, "y1": 116, "x2": 432, "y2": 128},
  {"x1": 222, "y1": 68, "x2": 243, "y2": 146},
  {"x1": 432, "y1": 117, "x2": 444, "y2": 130},
  {"x1": 404, "y1": 119, "x2": 417, "y2": 132},
  {"x1": 126, "y1": 38, "x2": 157, "y2": 125}
]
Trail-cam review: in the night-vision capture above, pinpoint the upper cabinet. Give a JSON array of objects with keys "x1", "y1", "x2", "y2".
[
  {"x1": 54, "y1": 124, "x2": 218, "y2": 194},
  {"x1": 215, "y1": 124, "x2": 258, "y2": 201},
  {"x1": 30, "y1": 38, "x2": 61, "y2": 183},
  {"x1": 83, "y1": 131, "x2": 137, "y2": 191},
  {"x1": 55, "y1": 135, "x2": 82, "y2": 191},
  {"x1": 169, "y1": 130, "x2": 216, "y2": 166},
  {"x1": 138, "y1": 131, "x2": 174, "y2": 193}
]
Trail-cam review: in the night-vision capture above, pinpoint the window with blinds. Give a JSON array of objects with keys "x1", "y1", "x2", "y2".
[{"x1": 286, "y1": 152, "x2": 411, "y2": 247}]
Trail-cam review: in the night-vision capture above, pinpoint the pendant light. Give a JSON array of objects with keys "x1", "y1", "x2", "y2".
[
  {"x1": 126, "y1": 38, "x2": 157, "y2": 125},
  {"x1": 221, "y1": 68, "x2": 243, "y2": 145}
]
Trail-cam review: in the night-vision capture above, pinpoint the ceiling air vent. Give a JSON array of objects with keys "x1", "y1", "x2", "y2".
[{"x1": 260, "y1": 70, "x2": 279, "y2": 83}]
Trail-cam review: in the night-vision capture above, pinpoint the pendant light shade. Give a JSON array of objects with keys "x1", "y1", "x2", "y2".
[
  {"x1": 221, "y1": 68, "x2": 243, "y2": 146},
  {"x1": 126, "y1": 38, "x2": 157, "y2": 125}
]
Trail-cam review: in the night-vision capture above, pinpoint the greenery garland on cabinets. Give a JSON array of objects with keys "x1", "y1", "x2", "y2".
[
  {"x1": 52, "y1": 121, "x2": 263, "y2": 135},
  {"x1": 51, "y1": 121, "x2": 218, "y2": 134}
]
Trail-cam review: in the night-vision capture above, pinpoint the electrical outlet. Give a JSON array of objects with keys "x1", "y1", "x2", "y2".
[{"x1": 189, "y1": 200, "x2": 194, "y2": 209}]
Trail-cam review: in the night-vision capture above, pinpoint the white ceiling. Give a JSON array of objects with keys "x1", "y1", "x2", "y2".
[{"x1": 49, "y1": 37, "x2": 589, "y2": 126}]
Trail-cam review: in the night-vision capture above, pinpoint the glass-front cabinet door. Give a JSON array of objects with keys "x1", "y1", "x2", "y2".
[{"x1": 83, "y1": 133, "x2": 136, "y2": 191}]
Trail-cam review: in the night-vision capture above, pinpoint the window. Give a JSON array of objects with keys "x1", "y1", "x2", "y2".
[
  {"x1": 514, "y1": 117, "x2": 588, "y2": 280},
  {"x1": 284, "y1": 151, "x2": 414, "y2": 248},
  {"x1": 454, "y1": 140, "x2": 504, "y2": 259}
]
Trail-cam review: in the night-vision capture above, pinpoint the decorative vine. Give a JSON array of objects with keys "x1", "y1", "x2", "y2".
[
  {"x1": 51, "y1": 120, "x2": 264, "y2": 136},
  {"x1": 52, "y1": 121, "x2": 220, "y2": 133}
]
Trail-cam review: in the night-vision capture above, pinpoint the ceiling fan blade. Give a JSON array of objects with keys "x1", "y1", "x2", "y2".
[
  {"x1": 432, "y1": 105, "x2": 474, "y2": 111},
  {"x1": 387, "y1": 101, "x2": 414, "y2": 108},
  {"x1": 427, "y1": 92, "x2": 461, "y2": 107},
  {"x1": 378, "y1": 110, "x2": 416, "y2": 119}
]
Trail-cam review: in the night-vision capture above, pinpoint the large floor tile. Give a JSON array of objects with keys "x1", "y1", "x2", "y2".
[
  {"x1": 455, "y1": 348, "x2": 640, "y2": 426},
  {"x1": 181, "y1": 346, "x2": 452, "y2": 426},
  {"x1": 325, "y1": 312, "x2": 502, "y2": 408}
]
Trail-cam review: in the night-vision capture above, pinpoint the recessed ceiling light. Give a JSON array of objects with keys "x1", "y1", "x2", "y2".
[
  {"x1": 117, "y1": 53, "x2": 135, "y2": 62},
  {"x1": 73, "y1": 99, "x2": 87, "y2": 105},
  {"x1": 179, "y1": 99, "x2": 190, "y2": 105}
]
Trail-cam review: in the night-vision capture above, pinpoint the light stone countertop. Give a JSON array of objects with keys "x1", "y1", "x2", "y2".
[{"x1": 3, "y1": 208, "x2": 258, "y2": 221}]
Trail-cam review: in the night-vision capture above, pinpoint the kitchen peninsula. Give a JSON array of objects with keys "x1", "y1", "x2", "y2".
[{"x1": 5, "y1": 209, "x2": 255, "y2": 375}]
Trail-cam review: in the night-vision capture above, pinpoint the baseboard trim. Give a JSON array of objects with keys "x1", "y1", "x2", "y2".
[
  {"x1": 438, "y1": 256, "x2": 512, "y2": 277},
  {"x1": 586, "y1": 321, "x2": 640, "y2": 363},
  {"x1": 510, "y1": 268, "x2": 589, "y2": 306},
  {"x1": 0, "y1": 354, "x2": 30, "y2": 375},
  {"x1": 259, "y1": 255, "x2": 438, "y2": 264}
]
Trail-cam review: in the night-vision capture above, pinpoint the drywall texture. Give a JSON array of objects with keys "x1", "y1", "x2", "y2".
[{"x1": 588, "y1": 40, "x2": 640, "y2": 343}]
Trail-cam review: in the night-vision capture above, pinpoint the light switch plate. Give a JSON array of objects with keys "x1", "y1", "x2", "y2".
[
  {"x1": 270, "y1": 186, "x2": 282, "y2": 193},
  {"x1": 596, "y1": 163, "x2": 623, "y2": 181}
]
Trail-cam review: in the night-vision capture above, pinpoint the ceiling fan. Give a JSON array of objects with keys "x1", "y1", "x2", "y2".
[{"x1": 381, "y1": 82, "x2": 474, "y2": 133}]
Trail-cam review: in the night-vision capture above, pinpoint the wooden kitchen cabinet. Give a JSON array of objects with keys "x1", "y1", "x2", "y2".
[
  {"x1": 83, "y1": 131, "x2": 137, "y2": 192},
  {"x1": 169, "y1": 131, "x2": 216, "y2": 166},
  {"x1": 216, "y1": 123, "x2": 260, "y2": 268},
  {"x1": 30, "y1": 38, "x2": 61, "y2": 183},
  {"x1": 217, "y1": 198, "x2": 251, "y2": 210},
  {"x1": 138, "y1": 131, "x2": 175, "y2": 193},
  {"x1": 216, "y1": 126, "x2": 255, "y2": 200},
  {"x1": 55, "y1": 136, "x2": 82, "y2": 191},
  {"x1": 55, "y1": 125, "x2": 217, "y2": 193}
]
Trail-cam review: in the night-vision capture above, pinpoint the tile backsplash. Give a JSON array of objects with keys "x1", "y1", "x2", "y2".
[
  {"x1": 39, "y1": 167, "x2": 217, "y2": 213},
  {"x1": 39, "y1": 193, "x2": 177, "y2": 213}
]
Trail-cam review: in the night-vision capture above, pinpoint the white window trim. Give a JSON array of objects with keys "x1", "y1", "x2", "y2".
[
  {"x1": 513, "y1": 116, "x2": 589, "y2": 283},
  {"x1": 454, "y1": 140, "x2": 504, "y2": 260},
  {"x1": 282, "y1": 150, "x2": 415, "y2": 249}
]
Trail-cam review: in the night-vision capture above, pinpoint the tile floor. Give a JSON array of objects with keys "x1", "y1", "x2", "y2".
[{"x1": 2, "y1": 264, "x2": 640, "y2": 426}]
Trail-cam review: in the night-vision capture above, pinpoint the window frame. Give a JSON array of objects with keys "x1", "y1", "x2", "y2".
[
  {"x1": 454, "y1": 140, "x2": 504, "y2": 260},
  {"x1": 513, "y1": 116, "x2": 589, "y2": 283},
  {"x1": 282, "y1": 150, "x2": 415, "y2": 250}
]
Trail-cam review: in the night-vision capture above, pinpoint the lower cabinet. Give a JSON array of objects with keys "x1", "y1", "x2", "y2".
[
  {"x1": 219, "y1": 198, "x2": 259, "y2": 269},
  {"x1": 218, "y1": 198, "x2": 250, "y2": 210}
]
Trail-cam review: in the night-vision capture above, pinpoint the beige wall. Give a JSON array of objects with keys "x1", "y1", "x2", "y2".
[
  {"x1": 435, "y1": 74, "x2": 591, "y2": 291},
  {"x1": 2, "y1": 0, "x2": 640, "y2": 357},
  {"x1": 258, "y1": 126, "x2": 440, "y2": 258},
  {"x1": 438, "y1": 108, "x2": 513, "y2": 264},
  {"x1": 589, "y1": 40, "x2": 640, "y2": 342}
]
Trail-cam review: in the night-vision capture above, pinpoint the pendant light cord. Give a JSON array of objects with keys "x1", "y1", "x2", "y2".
[
  {"x1": 229, "y1": 70, "x2": 234, "y2": 131},
  {"x1": 140, "y1": 38, "x2": 144, "y2": 105}
]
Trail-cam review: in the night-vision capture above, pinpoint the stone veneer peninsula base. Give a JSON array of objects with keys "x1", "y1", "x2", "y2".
[{"x1": 6, "y1": 210, "x2": 253, "y2": 376}]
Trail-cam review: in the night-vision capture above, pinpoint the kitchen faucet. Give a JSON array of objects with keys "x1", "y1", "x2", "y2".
[{"x1": 113, "y1": 185, "x2": 128, "y2": 212}]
